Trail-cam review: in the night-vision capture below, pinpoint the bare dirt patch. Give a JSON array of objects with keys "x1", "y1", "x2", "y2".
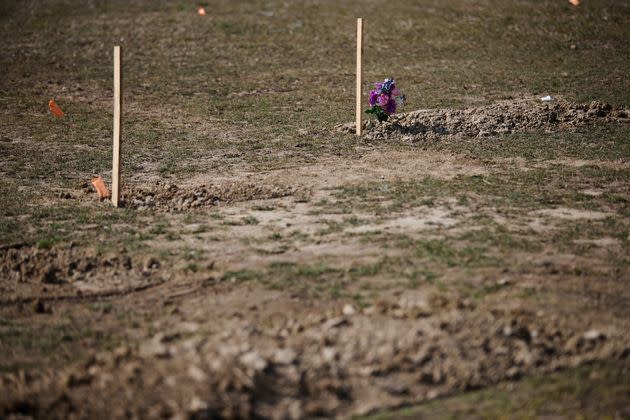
[
  {"x1": 534, "y1": 207, "x2": 612, "y2": 221},
  {"x1": 94, "y1": 148, "x2": 489, "y2": 212},
  {"x1": 346, "y1": 208, "x2": 460, "y2": 235},
  {"x1": 181, "y1": 149, "x2": 491, "y2": 191}
]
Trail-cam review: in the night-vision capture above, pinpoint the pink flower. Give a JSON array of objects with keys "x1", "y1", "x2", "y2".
[
  {"x1": 391, "y1": 87, "x2": 400, "y2": 97},
  {"x1": 377, "y1": 94, "x2": 389, "y2": 107}
]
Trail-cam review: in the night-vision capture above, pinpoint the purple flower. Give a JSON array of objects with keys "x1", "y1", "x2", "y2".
[
  {"x1": 391, "y1": 87, "x2": 400, "y2": 97},
  {"x1": 385, "y1": 98, "x2": 396, "y2": 114},
  {"x1": 369, "y1": 90, "x2": 379, "y2": 106}
]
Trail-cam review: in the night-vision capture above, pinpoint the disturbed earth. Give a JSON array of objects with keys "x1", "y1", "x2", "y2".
[
  {"x1": 2, "y1": 281, "x2": 627, "y2": 419},
  {"x1": 2, "y1": 0, "x2": 630, "y2": 417},
  {"x1": 124, "y1": 182, "x2": 298, "y2": 212},
  {"x1": 1, "y1": 99, "x2": 629, "y2": 419},
  {"x1": 340, "y1": 99, "x2": 630, "y2": 142}
]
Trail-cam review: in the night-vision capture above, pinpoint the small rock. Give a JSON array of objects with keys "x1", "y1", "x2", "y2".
[
  {"x1": 342, "y1": 304, "x2": 356, "y2": 316},
  {"x1": 273, "y1": 348, "x2": 297, "y2": 365},
  {"x1": 188, "y1": 396, "x2": 208, "y2": 413},
  {"x1": 188, "y1": 365, "x2": 207, "y2": 382},
  {"x1": 506, "y1": 366, "x2": 521, "y2": 379},
  {"x1": 240, "y1": 351, "x2": 267, "y2": 372},
  {"x1": 321, "y1": 347, "x2": 337, "y2": 363},
  {"x1": 497, "y1": 278, "x2": 512, "y2": 286},
  {"x1": 383, "y1": 382, "x2": 409, "y2": 396},
  {"x1": 583, "y1": 329, "x2": 606, "y2": 341},
  {"x1": 143, "y1": 256, "x2": 160, "y2": 271},
  {"x1": 426, "y1": 389, "x2": 440, "y2": 400}
]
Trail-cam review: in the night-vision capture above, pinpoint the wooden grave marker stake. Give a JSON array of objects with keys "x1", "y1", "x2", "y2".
[
  {"x1": 112, "y1": 46, "x2": 122, "y2": 207},
  {"x1": 356, "y1": 18, "x2": 363, "y2": 136}
]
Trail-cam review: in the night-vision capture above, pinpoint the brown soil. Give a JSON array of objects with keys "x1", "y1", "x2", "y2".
[
  {"x1": 3, "y1": 1, "x2": 630, "y2": 417},
  {"x1": 2, "y1": 92, "x2": 629, "y2": 420},
  {"x1": 124, "y1": 181, "x2": 297, "y2": 212},
  {"x1": 0, "y1": 245, "x2": 165, "y2": 304},
  {"x1": 1, "y1": 274, "x2": 627, "y2": 419},
  {"x1": 339, "y1": 99, "x2": 630, "y2": 142},
  {"x1": 1, "y1": 138, "x2": 629, "y2": 418}
]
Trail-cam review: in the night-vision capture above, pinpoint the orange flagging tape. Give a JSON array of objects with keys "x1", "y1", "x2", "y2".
[
  {"x1": 48, "y1": 99, "x2": 64, "y2": 117},
  {"x1": 91, "y1": 176, "x2": 110, "y2": 199}
]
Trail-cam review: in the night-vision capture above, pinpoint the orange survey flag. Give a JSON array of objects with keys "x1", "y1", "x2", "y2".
[
  {"x1": 198, "y1": 7, "x2": 206, "y2": 15},
  {"x1": 91, "y1": 176, "x2": 110, "y2": 199},
  {"x1": 569, "y1": 0, "x2": 579, "y2": 6},
  {"x1": 49, "y1": 99, "x2": 64, "y2": 117}
]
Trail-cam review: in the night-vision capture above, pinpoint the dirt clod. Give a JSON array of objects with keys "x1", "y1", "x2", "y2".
[{"x1": 0, "y1": 245, "x2": 162, "y2": 301}]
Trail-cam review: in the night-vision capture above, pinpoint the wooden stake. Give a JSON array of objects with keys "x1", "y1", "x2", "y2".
[
  {"x1": 356, "y1": 18, "x2": 363, "y2": 136},
  {"x1": 112, "y1": 46, "x2": 122, "y2": 208}
]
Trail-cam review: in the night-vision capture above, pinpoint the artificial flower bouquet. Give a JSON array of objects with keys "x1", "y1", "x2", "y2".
[{"x1": 365, "y1": 78, "x2": 405, "y2": 122}]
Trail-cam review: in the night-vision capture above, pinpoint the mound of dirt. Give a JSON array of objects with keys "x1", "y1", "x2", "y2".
[
  {"x1": 1, "y1": 294, "x2": 627, "y2": 419},
  {"x1": 339, "y1": 99, "x2": 629, "y2": 142},
  {"x1": 125, "y1": 181, "x2": 297, "y2": 211},
  {"x1": 0, "y1": 245, "x2": 163, "y2": 302}
]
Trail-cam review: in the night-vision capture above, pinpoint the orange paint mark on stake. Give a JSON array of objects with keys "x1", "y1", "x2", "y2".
[
  {"x1": 48, "y1": 99, "x2": 64, "y2": 117},
  {"x1": 91, "y1": 176, "x2": 110, "y2": 199},
  {"x1": 198, "y1": 7, "x2": 206, "y2": 15}
]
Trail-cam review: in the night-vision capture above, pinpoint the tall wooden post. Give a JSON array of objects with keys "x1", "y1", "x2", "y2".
[
  {"x1": 356, "y1": 18, "x2": 363, "y2": 136},
  {"x1": 112, "y1": 46, "x2": 122, "y2": 207}
]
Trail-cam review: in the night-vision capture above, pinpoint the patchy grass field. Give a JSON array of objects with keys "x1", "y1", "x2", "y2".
[{"x1": 0, "y1": 0, "x2": 629, "y2": 418}]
